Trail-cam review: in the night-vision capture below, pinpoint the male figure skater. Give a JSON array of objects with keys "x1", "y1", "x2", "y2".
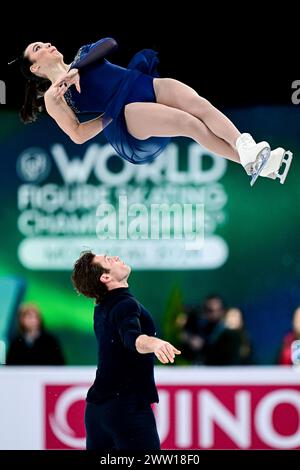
[{"x1": 72, "y1": 251, "x2": 181, "y2": 451}]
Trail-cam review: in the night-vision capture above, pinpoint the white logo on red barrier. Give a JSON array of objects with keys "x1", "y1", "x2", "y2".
[
  {"x1": 153, "y1": 385, "x2": 300, "y2": 449},
  {"x1": 44, "y1": 384, "x2": 300, "y2": 449},
  {"x1": 45, "y1": 385, "x2": 87, "y2": 449}
]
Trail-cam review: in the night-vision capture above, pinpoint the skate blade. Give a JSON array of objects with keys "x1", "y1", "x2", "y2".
[
  {"x1": 276, "y1": 150, "x2": 293, "y2": 184},
  {"x1": 250, "y1": 147, "x2": 271, "y2": 186}
]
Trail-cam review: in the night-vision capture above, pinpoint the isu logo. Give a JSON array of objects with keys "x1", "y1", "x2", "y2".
[{"x1": 45, "y1": 385, "x2": 88, "y2": 449}]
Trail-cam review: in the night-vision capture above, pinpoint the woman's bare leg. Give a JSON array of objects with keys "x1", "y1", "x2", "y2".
[
  {"x1": 148, "y1": 79, "x2": 292, "y2": 183},
  {"x1": 153, "y1": 78, "x2": 241, "y2": 162},
  {"x1": 124, "y1": 102, "x2": 238, "y2": 161}
]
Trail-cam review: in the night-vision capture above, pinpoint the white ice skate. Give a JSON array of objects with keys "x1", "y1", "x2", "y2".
[
  {"x1": 236, "y1": 133, "x2": 271, "y2": 186},
  {"x1": 259, "y1": 147, "x2": 293, "y2": 184}
]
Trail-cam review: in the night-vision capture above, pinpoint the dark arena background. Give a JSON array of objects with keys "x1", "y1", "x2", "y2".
[{"x1": 0, "y1": 8, "x2": 299, "y2": 460}]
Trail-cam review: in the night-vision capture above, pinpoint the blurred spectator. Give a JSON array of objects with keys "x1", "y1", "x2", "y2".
[
  {"x1": 278, "y1": 307, "x2": 300, "y2": 365},
  {"x1": 6, "y1": 303, "x2": 65, "y2": 365},
  {"x1": 224, "y1": 307, "x2": 253, "y2": 364},
  {"x1": 175, "y1": 305, "x2": 205, "y2": 364},
  {"x1": 200, "y1": 295, "x2": 242, "y2": 366},
  {"x1": 175, "y1": 296, "x2": 245, "y2": 366}
]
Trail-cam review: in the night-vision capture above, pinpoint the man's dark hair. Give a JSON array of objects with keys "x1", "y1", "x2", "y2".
[{"x1": 71, "y1": 250, "x2": 109, "y2": 304}]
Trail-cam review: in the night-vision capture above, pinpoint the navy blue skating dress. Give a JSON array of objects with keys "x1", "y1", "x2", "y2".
[{"x1": 65, "y1": 39, "x2": 170, "y2": 164}]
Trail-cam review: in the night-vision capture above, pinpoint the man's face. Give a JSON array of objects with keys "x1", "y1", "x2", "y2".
[
  {"x1": 204, "y1": 299, "x2": 224, "y2": 323},
  {"x1": 93, "y1": 254, "x2": 131, "y2": 284}
]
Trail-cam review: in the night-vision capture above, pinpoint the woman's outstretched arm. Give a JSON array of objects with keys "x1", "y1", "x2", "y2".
[{"x1": 45, "y1": 87, "x2": 108, "y2": 144}]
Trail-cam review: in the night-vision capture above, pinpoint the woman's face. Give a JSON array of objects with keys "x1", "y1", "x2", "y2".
[
  {"x1": 224, "y1": 308, "x2": 243, "y2": 329},
  {"x1": 20, "y1": 309, "x2": 41, "y2": 333},
  {"x1": 24, "y1": 42, "x2": 63, "y2": 75},
  {"x1": 293, "y1": 308, "x2": 300, "y2": 335}
]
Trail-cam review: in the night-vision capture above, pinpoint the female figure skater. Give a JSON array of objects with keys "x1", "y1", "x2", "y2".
[{"x1": 16, "y1": 38, "x2": 292, "y2": 185}]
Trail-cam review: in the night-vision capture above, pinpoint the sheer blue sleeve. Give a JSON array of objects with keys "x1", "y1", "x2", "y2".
[{"x1": 70, "y1": 37, "x2": 118, "y2": 70}]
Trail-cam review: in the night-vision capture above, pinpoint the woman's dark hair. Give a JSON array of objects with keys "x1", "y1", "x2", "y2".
[
  {"x1": 71, "y1": 250, "x2": 109, "y2": 304},
  {"x1": 19, "y1": 53, "x2": 51, "y2": 123}
]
